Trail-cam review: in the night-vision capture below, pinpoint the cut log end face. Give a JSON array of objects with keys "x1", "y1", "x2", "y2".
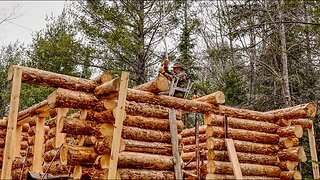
[
  {"x1": 307, "y1": 102, "x2": 317, "y2": 117},
  {"x1": 215, "y1": 91, "x2": 225, "y2": 104},
  {"x1": 156, "y1": 76, "x2": 169, "y2": 92},
  {"x1": 294, "y1": 125, "x2": 303, "y2": 138},
  {"x1": 60, "y1": 145, "x2": 68, "y2": 165},
  {"x1": 73, "y1": 165, "x2": 82, "y2": 179}
]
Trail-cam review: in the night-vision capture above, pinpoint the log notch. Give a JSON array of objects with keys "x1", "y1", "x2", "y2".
[
  {"x1": 291, "y1": 119, "x2": 312, "y2": 129},
  {"x1": 195, "y1": 91, "x2": 225, "y2": 104},
  {"x1": 118, "y1": 151, "x2": 173, "y2": 170},
  {"x1": 204, "y1": 115, "x2": 279, "y2": 133},
  {"x1": 268, "y1": 102, "x2": 317, "y2": 119},
  {"x1": 94, "y1": 77, "x2": 121, "y2": 97},
  {"x1": 124, "y1": 139, "x2": 172, "y2": 156},
  {"x1": 93, "y1": 72, "x2": 113, "y2": 85},
  {"x1": 277, "y1": 146, "x2": 307, "y2": 162},
  {"x1": 60, "y1": 144, "x2": 97, "y2": 165},
  {"x1": 134, "y1": 75, "x2": 169, "y2": 93},
  {"x1": 8, "y1": 65, "x2": 97, "y2": 92},
  {"x1": 206, "y1": 126, "x2": 279, "y2": 144},
  {"x1": 47, "y1": 88, "x2": 105, "y2": 111},
  {"x1": 118, "y1": 168, "x2": 175, "y2": 179},
  {"x1": 277, "y1": 125, "x2": 303, "y2": 138}
]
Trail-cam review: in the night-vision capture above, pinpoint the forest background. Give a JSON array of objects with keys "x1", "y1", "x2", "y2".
[{"x1": 0, "y1": 0, "x2": 319, "y2": 178}]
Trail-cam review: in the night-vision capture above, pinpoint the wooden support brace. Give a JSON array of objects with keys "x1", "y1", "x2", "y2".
[
  {"x1": 55, "y1": 108, "x2": 68, "y2": 148},
  {"x1": 169, "y1": 109, "x2": 183, "y2": 180},
  {"x1": 308, "y1": 124, "x2": 319, "y2": 179},
  {"x1": 226, "y1": 138, "x2": 243, "y2": 179},
  {"x1": 1, "y1": 67, "x2": 22, "y2": 179},
  {"x1": 15, "y1": 125, "x2": 22, "y2": 157},
  {"x1": 108, "y1": 72, "x2": 129, "y2": 180},
  {"x1": 32, "y1": 116, "x2": 45, "y2": 172}
]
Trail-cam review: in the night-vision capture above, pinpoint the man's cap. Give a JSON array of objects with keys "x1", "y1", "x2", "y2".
[{"x1": 172, "y1": 63, "x2": 184, "y2": 69}]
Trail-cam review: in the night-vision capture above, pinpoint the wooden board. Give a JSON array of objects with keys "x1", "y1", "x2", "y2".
[
  {"x1": 32, "y1": 117, "x2": 45, "y2": 172},
  {"x1": 226, "y1": 139, "x2": 243, "y2": 179},
  {"x1": 308, "y1": 124, "x2": 320, "y2": 179},
  {"x1": 169, "y1": 109, "x2": 182, "y2": 180}
]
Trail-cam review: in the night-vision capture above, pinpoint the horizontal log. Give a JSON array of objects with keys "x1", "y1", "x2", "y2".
[
  {"x1": 206, "y1": 137, "x2": 279, "y2": 155},
  {"x1": 118, "y1": 168, "x2": 175, "y2": 180},
  {"x1": 93, "y1": 72, "x2": 113, "y2": 84},
  {"x1": 43, "y1": 149, "x2": 60, "y2": 162},
  {"x1": 94, "y1": 136, "x2": 125, "y2": 154},
  {"x1": 0, "y1": 138, "x2": 5, "y2": 148},
  {"x1": 276, "y1": 119, "x2": 292, "y2": 127},
  {"x1": 81, "y1": 135, "x2": 97, "y2": 147},
  {"x1": 122, "y1": 126, "x2": 172, "y2": 143},
  {"x1": 60, "y1": 116, "x2": 97, "y2": 135},
  {"x1": 205, "y1": 174, "x2": 280, "y2": 180},
  {"x1": 118, "y1": 151, "x2": 173, "y2": 170},
  {"x1": 195, "y1": 91, "x2": 225, "y2": 104},
  {"x1": 17, "y1": 100, "x2": 49, "y2": 122},
  {"x1": 43, "y1": 161, "x2": 73, "y2": 175},
  {"x1": 277, "y1": 125, "x2": 303, "y2": 138},
  {"x1": 280, "y1": 170, "x2": 301, "y2": 180},
  {"x1": 94, "y1": 77, "x2": 121, "y2": 97},
  {"x1": 93, "y1": 155, "x2": 110, "y2": 169},
  {"x1": 277, "y1": 146, "x2": 307, "y2": 162},
  {"x1": 11, "y1": 168, "x2": 28, "y2": 180},
  {"x1": 206, "y1": 126, "x2": 279, "y2": 144},
  {"x1": 126, "y1": 89, "x2": 275, "y2": 121},
  {"x1": 181, "y1": 125, "x2": 206, "y2": 138},
  {"x1": 291, "y1": 119, "x2": 313, "y2": 129},
  {"x1": 77, "y1": 166, "x2": 111, "y2": 179},
  {"x1": 0, "y1": 129, "x2": 6, "y2": 138},
  {"x1": 124, "y1": 139, "x2": 172, "y2": 156},
  {"x1": 12, "y1": 157, "x2": 32, "y2": 170},
  {"x1": 181, "y1": 134, "x2": 207, "y2": 145},
  {"x1": 279, "y1": 161, "x2": 299, "y2": 171},
  {"x1": 278, "y1": 137, "x2": 299, "y2": 149},
  {"x1": 134, "y1": 75, "x2": 170, "y2": 93},
  {"x1": 9, "y1": 65, "x2": 97, "y2": 92},
  {"x1": 268, "y1": 102, "x2": 317, "y2": 119},
  {"x1": 204, "y1": 114, "x2": 279, "y2": 133},
  {"x1": 60, "y1": 144, "x2": 97, "y2": 165}
]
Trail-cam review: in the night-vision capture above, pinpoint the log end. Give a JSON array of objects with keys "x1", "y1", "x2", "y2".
[
  {"x1": 156, "y1": 75, "x2": 169, "y2": 92},
  {"x1": 294, "y1": 125, "x2": 303, "y2": 138},
  {"x1": 298, "y1": 147, "x2": 307, "y2": 162},
  {"x1": 307, "y1": 102, "x2": 317, "y2": 117},
  {"x1": 100, "y1": 155, "x2": 110, "y2": 169},
  {"x1": 215, "y1": 91, "x2": 225, "y2": 104},
  {"x1": 103, "y1": 99, "x2": 117, "y2": 110},
  {"x1": 73, "y1": 165, "x2": 82, "y2": 179},
  {"x1": 293, "y1": 171, "x2": 302, "y2": 180},
  {"x1": 60, "y1": 144, "x2": 68, "y2": 165},
  {"x1": 47, "y1": 90, "x2": 58, "y2": 109}
]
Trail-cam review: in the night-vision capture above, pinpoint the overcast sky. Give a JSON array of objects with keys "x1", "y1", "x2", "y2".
[{"x1": 0, "y1": 1, "x2": 65, "y2": 46}]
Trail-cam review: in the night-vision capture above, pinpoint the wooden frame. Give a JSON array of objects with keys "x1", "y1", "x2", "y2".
[
  {"x1": 226, "y1": 138, "x2": 243, "y2": 179},
  {"x1": 32, "y1": 116, "x2": 45, "y2": 172},
  {"x1": 308, "y1": 124, "x2": 319, "y2": 179}
]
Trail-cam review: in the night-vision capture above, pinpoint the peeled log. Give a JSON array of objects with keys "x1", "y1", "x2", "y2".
[
  {"x1": 277, "y1": 125, "x2": 303, "y2": 138},
  {"x1": 181, "y1": 134, "x2": 207, "y2": 145},
  {"x1": 279, "y1": 137, "x2": 299, "y2": 149},
  {"x1": 94, "y1": 136, "x2": 125, "y2": 154},
  {"x1": 195, "y1": 91, "x2": 225, "y2": 104},
  {"x1": 124, "y1": 139, "x2": 172, "y2": 156},
  {"x1": 182, "y1": 150, "x2": 279, "y2": 166},
  {"x1": 268, "y1": 102, "x2": 317, "y2": 119},
  {"x1": 183, "y1": 143, "x2": 207, "y2": 153},
  {"x1": 207, "y1": 137, "x2": 279, "y2": 155},
  {"x1": 60, "y1": 116, "x2": 96, "y2": 135},
  {"x1": 126, "y1": 89, "x2": 275, "y2": 121},
  {"x1": 279, "y1": 161, "x2": 299, "y2": 171},
  {"x1": 8, "y1": 65, "x2": 97, "y2": 92},
  {"x1": 204, "y1": 114, "x2": 279, "y2": 133},
  {"x1": 47, "y1": 88, "x2": 105, "y2": 111},
  {"x1": 122, "y1": 126, "x2": 172, "y2": 143},
  {"x1": 118, "y1": 151, "x2": 173, "y2": 170},
  {"x1": 44, "y1": 149, "x2": 60, "y2": 162},
  {"x1": 17, "y1": 100, "x2": 49, "y2": 121},
  {"x1": 181, "y1": 125, "x2": 206, "y2": 138},
  {"x1": 277, "y1": 146, "x2": 307, "y2": 162},
  {"x1": 43, "y1": 161, "x2": 73, "y2": 175},
  {"x1": 134, "y1": 75, "x2": 169, "y2": 93},
  {"x1": 60, "y1": 144, "x2": 97, "y2": 165},
  {"x1": 291, "y1": 119, "x2": 313, "y2": 129},
  {"x1": 94, "y1": 77, "x2": 121, "y2": 97},
  {"x1": 118, "y1": 168, "x2": 175, "y2": 180},
  {"x1": 280, "y1": 171, "x2": 302, "y2": 180},
  {"x1": 206, "y1": 174, "x2": 280, "y2": 180},
  {"x1": 206, "y1": 126, "x2": 279, "y2": 144}
]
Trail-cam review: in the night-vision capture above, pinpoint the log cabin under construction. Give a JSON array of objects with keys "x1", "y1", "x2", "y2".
[{"x1": 0, "y1": 65, "x2": 318, "y2": 179}]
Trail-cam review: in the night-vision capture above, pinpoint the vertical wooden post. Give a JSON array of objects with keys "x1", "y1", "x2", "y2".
[
  {"x1": 226, "y1": 139, "x2": 243, "y2": 179},
  {"x1": 308, "y1": 124, "x2": 319, "y2": 179},
  {"x1": 14, "y1": 125, "x2": 22, "y2": 157},
  {"x1": 169, "y1": 109, "x2": 183, "y2": 180},
  {"x1": 32, "y1": 116, "x2": 45, "y2": 172},
  {"x1": 108, "y1": 72, "x2": 129, "y2": 180},
  {"x1": 55, "y1": 108, "x2": 68, "y2": 148},
  {"x1": 1, "y1": 67, "x2": 22, "y2": 179}
]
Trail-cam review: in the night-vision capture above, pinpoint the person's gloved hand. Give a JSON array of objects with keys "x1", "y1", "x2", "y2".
[{"x1": 159, "y1": 67, "x2": 165, "y2": 73}]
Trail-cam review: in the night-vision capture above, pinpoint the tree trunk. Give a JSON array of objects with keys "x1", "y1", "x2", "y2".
[
  {"x1": 277, "y1": 146, "x2": 307, "y2": 162},
  {"x1": 60, "y1": 144, "x2": 97, "y2": 165},
  {"x1": 122, "y1": 126, "x2": 172, "y2": 143},
  {"x1": 94, "y1": 77, "x2": 121, "y2": 97},
  {"x1": 277, "y1": 125, "x2": 303, "y2": 138},
  {"x1": 94, "y1": 136, "x2": 125, "y2": 154},
  {"x1": 118, "y1": 151, "x2": 173, "y2": 170},
  {"x1": 204, "y1": 115, "x2": 279, "y2": 133},
  {"x1": 134, "y1": 75, "x2": 170, "y2": 93},
  {"x1": 194, "y1": 91, "x2": 225, "y2": 104},
  {"x1": 279, "y1": 161, "x2": 298, "y2": 171},
  {"x1": 291, "y1": 119, "x2": 312, "y2": 129},
  {"x1": 118, "y1": 168, "x2": 174, "y2": 180},
  {"x1": 280, "y1": 170, "x2": 301, "y2": 180},
  {"x1": 206, "y1": 137, "x2": 279, "y2": 155},
  {"x1": 124, "y1": 139, "x2": 172, "y2": 156},
  {"x1": 267, "y1": 102, "x2": 317, "y2": 119},
  {"x1": 8, "y1": 65, "x2": 97, "y2": 92},
  {"x1": 206, "y1": 126, "x2": 279, "y2": 144}
]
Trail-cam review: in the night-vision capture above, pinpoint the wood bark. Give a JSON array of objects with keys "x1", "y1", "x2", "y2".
[
  {"x1": 47, "y1": 127, "x2": 56, "y2": 139},
  {"x1": 8, "y1": 65, "x2": 97, "y2": 92},
  {"x1": 280, "y1": 171, "x2": 301, "y2": 180},
  {"x1": 206, "y1": 137, "x2": 279, "y2": 155},
  {"x1": 20, "y1": 141, "x2": 28, "y2": 150},
  {"x1": 0, "y1": 119, "x2": 7, "y2": 127},
  {"x1": 43, "y1": 149, "x2": 60, "y2": 162},
  {"x1": 277, "y1": 146, "x2": 307, "y2": 162},
  {"x1": 60, "y1": 116, "x2": 97, "y2": 135},
  {"x1": 279, "y1": 161, "x2": 298, "y2": 171},
  {"x1": 181, "y1": 134, "x2": 207, "y2": 145},
  {"x1": 11, "y1": 168, "x2": 28, "y2": 180},
  {"x1": 204, "y1": 115, "x2": 279, "y2": 133},
  {"x1": 80, "y1": 167, "x2": 119, "y2": 180},
  {"x1": 126, "y1": 89, "x2": 275, "y2": 121},
  {"x1": 0, "y1": 129, "x2": 6, "y2": 138},
  {"x1": 22, "y1": 123, "x2": 30, "y2": 132},
  {"x1": 21, "y1": 132, "x2": 29, "y2": 141},
  {"x1": 134, "y1": 75, "x2": 169, "y2": 93},
  {"x1": 206, "y1": 126, "x2": 279, "y2": 144},
  {"x1": 195, "y1": 91, "x2": 225, "y2": 104},
  {"x1": 118, "y1": 151, "x2": 173, "y2": 170},
  {"x1": 267, "y1": 102, "x2": 317, "y2": 119},
  {"x1": 182, "y1": 150, "x2": 279, "y2": 166},
  {"x1": 199, "y1": 161, "x2": 281, "y2": 177},
  {"x1": 93, "y1": 72, "x2": 113, "y2": 85},
  {"x1": 276, "y1": 119, "x2": 292, "y2": 127},
  {"x1": 94, "y1": 136, "x2": 125, "y2": 154},
  {"x1": 17, "y1": 100, "x2": 49, "y2": 121},
  {"x1": 0, "y1": 138, "x2": 5, "y2": 148},
  {"x1": 47, "y1": 117, "x2": 56, "y2": 128},
  {"x1": 44, "y1": 137, "x2": 55, "y2": 152},
  {"x1": 124, "y1": 139, "x2": 172, "y2": 156},
  {"x1": 48, "y1": 88, "x2": 106, "y2": 111},
  {"x1": 12, "y1": 157, "x2": 32, "y2": 170},
  {"x1": 94, "y1": 77, "x2": 121, "y2": 97},
  {"x1": 278, "y1": 137, "x2": 299, "y2": 149},
  {"x1": 82, "y1": 135, "x2": 97, "y2": 147},
  {"x1": 291, "y1": 119, "x2": 313, "y2": 129},
  {"x1": 277, "y1": 125, "x2": 303, "y2": 138},
  {"x1": 181, "y1": 125, "x2": 206, "y2": 138},
  {"x1": 28, "y1": 126, "x2": 35, "y2": 136},
  {"x1": 122, "y1": 126, "x2": 172, "y2": 143},
  {"x1": 118, "y1": 168, "x2": 175, "y2": 180},
  {"x1": 205, "y1": 174, "x2": 280, "y2": 180},
  {"x1": 43, "y1": 161, "x2": 73, "y2": 175},
  {"x1": 60, "y1": 144, "x2": 97, "y2": 165},
  {"x1": 182, "y1": 143, "x2": 207, "y2": 153}
]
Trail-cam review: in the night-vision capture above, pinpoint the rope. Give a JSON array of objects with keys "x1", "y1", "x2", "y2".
[{"x1": 41, "y1": 144, "x2": 64, "y2": 180}]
